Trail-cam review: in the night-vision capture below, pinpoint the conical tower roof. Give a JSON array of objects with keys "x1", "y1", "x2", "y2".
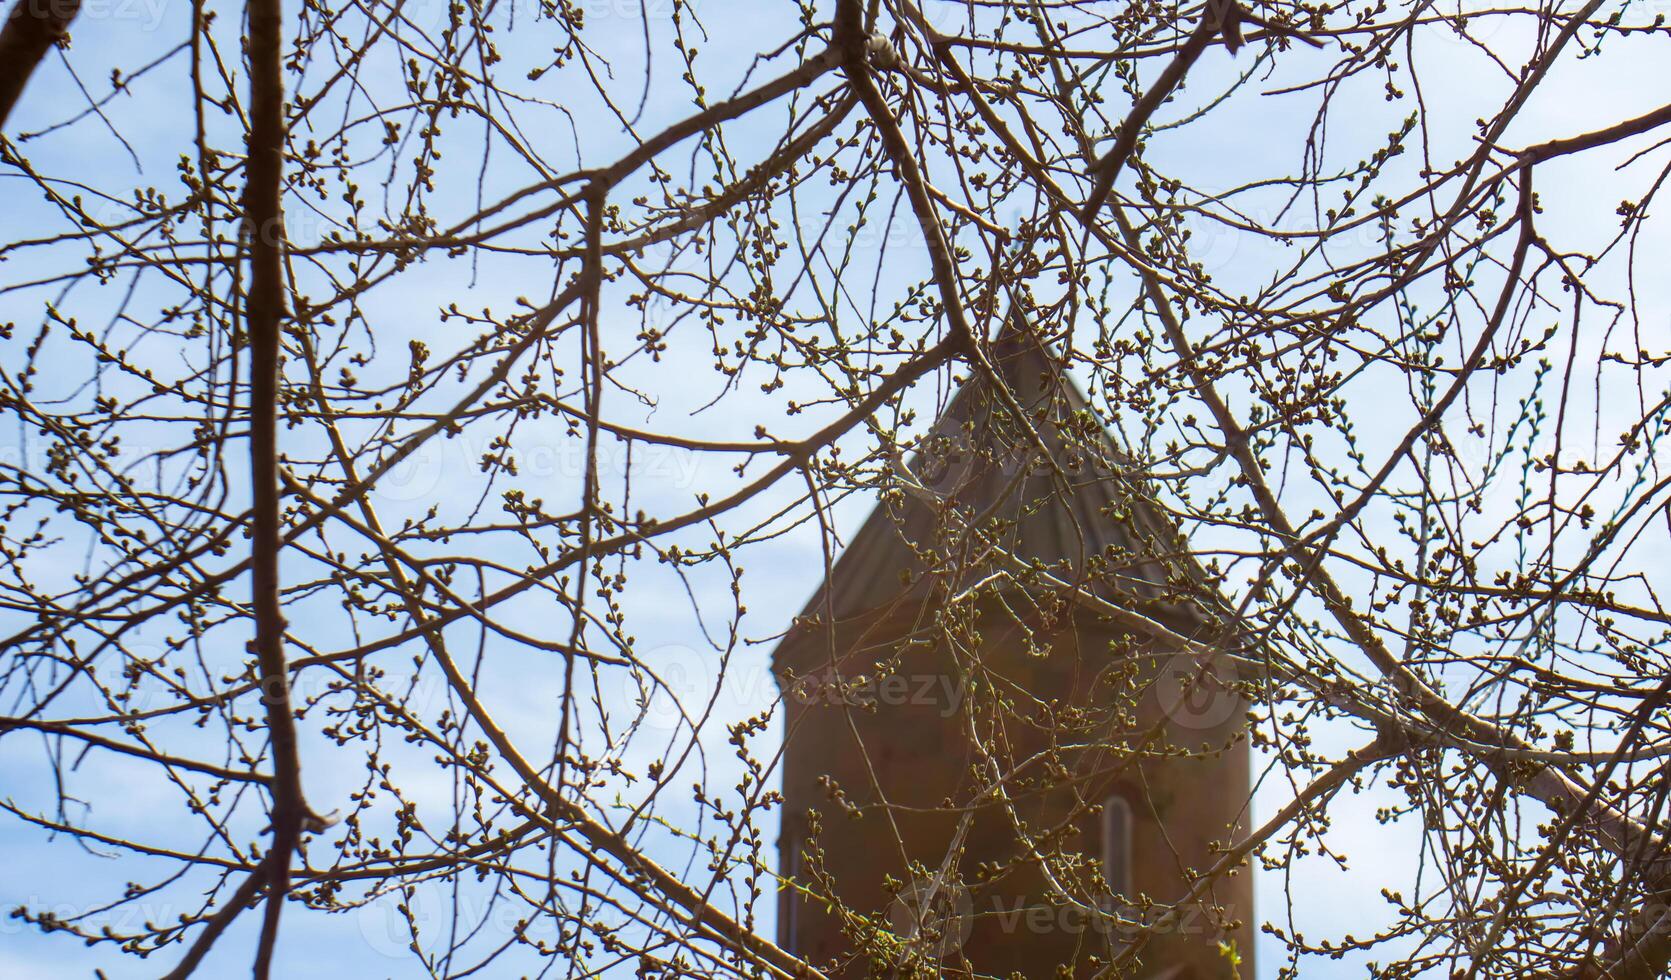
[{"x1": 774, "y1": 326, "x2": 1212, "y2": 667}]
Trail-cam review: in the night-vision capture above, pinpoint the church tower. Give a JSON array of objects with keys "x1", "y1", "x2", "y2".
[{"x1": 772, "y1": 327, "x2": 1253, "y2": 979}]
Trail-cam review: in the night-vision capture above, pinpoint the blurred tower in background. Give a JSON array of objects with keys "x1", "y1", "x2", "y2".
[{"x1": 772, "y1": 327, "x2": 1253, "y2": 979}]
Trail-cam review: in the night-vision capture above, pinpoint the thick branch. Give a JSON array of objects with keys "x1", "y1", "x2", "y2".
[
  {"x1": 0, "y1": 0, "x2": 81, "y2": 129},
  {"x1": 242, "y1": 0, "x2": 316, "y2": 974}
]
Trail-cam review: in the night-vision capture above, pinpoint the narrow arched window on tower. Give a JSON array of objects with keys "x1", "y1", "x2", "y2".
[{"x1": 1102, "y1": 793, "x2": 1133, "y2": 897}]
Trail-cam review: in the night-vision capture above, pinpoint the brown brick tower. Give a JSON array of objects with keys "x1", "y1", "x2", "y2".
[{"x1": 772, "y1": 328, "x2": 1253, "y2": 979}]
